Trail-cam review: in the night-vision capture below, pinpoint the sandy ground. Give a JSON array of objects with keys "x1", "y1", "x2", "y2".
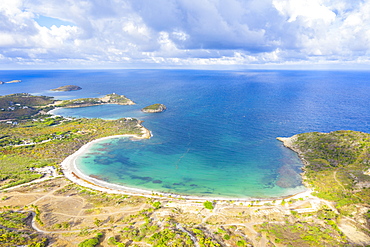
[{"x1": 2, "y1": 177, "x2": 368, "y2": 246}]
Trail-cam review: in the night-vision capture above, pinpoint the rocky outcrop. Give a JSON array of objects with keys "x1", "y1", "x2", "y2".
[
  {"x1": 0, "y1": 80, "x2": 21, "y2": 84},
  {"x1": 100, "y1": 93, "x2": 135, "y2": 105},
  {"x1": 141, "y1": 103, "x2": 166, "y2": 113}
]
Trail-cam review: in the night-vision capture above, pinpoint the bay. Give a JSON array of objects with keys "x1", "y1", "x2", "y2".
[{"x1": 2, "y1": 69, "x2": 370, "y2": 198}]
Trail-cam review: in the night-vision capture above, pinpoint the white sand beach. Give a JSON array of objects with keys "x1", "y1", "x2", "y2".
[{"x1": 61, "y1": 131, "x2": 312, "y2": 203}]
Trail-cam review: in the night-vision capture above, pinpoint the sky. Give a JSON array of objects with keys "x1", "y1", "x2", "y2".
[{"x1": 0, "y1": 0, "x2": 369, "y2": 70}]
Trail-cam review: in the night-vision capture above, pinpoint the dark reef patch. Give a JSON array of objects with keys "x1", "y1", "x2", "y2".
[
  {"x1": 87, "y1": 152, "x2": 102, "y2": 155},
  {"x1": 99, "y1": 143, "x2": 112, "y2": 146},
  {"x1": 131, "y1": 176, "x2": 153, "y2": 182},
  {"x1": 89, "y1": 174, "x2": 108, "y2": 181},
  {"x1": 172, "y1": 182, "x2": 185, "y2": 186},
  {"x1": 276, "y1": 165, "x2": 302, "y2": 188}
]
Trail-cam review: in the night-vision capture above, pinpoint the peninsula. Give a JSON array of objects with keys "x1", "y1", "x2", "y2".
[
  {"x1": 277, "y1": 131, "x2": 370, "y2": 206},
  {"x1": 55, "y1": 93, "x2": 135, "y2": 108},
  {"x1": 0, "y1": 93, "x2": 369, "y2": 246},
  {"x1": 0, "y1": 93, "x2": 134, "y2": 120}
]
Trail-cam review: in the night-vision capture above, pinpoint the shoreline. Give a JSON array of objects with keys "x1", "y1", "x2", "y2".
[
  {"x1": 61, "y1": 133, "x2": 312, "y2": 203},
  {"x1": 47, "y1": 104, "x2": 131, "y2": 115},
  {"x1": 277, "y1": 136, "x2": 312, "y2": 188}
]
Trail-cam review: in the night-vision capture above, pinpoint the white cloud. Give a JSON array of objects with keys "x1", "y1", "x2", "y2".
[
  {"x1": 273, "y1": 0, "x2": 336, "y2": 25},
  {"x1": 0, "y1": 0, "x2": 369, "y2": 68}
]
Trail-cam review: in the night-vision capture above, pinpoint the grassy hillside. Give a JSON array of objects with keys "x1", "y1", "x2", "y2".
[
  {"x1": 0, "y1": 94, "x2": 54, "y2": 120},
  {"x1": 58, "y1": 93, "x2": 134, "y2": 107},
  {"x1": 290, "y1": 130, "x2": 370, "y2": 209},
  {"x1": 0, "y1": 116, "x2": 144, "y2": 189}
]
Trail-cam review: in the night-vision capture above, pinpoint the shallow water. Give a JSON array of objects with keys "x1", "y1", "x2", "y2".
[{"x1": 2, "y1": 69, "x2": 370, "y2": 198}]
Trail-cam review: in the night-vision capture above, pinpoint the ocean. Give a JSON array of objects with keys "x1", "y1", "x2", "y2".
[{"x1": 2, "y1": 69, "x2": 370, "y2": 198}]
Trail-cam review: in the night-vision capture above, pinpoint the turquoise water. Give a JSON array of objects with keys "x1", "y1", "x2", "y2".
[
  {"x1": 75, "y1": 135, "x2": 303, "y2": 198},
  {"x1": 2, "y1": 70, "x2": 370, "y2": 198}
]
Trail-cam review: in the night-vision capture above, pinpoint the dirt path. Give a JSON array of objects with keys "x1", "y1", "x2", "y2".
[
  {"x1": 333, "y1": 170, "x2": 346, "y2": 190},
  {"x1": 27, "y1": 186, "x2": 62, "y2": 206},
  {"x1": 2, "y1": 175, "x2": 62, "y2": 192},
  {"x1": 333, "y1": 170, "x2": 362, "y2": 202},
  {"x1": 177, "y1": 223, "x2": 199, "y2": 247},
  {"x1": 51, "y1": 204, "x2": 146, "y2": 218}
]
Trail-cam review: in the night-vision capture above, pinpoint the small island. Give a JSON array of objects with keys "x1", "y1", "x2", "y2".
[
  {"x1": 0, "y1": 80, "x2": 21, "y2": 84},
  {"x1": 50, "y1": 85, "x2": 82, "y2": 91},
  {"x1": 141, "y1": 103, "x2": 166, "y2": 113}
]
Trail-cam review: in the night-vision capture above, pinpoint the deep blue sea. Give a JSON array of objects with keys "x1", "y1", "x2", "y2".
[{"x1": 2, "y1": 69, "x2": 370, "y2": 198}]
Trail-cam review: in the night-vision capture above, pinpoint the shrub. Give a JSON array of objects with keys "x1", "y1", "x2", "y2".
[
  {"x1": 78, "y1": 233, "x2": 103, "y2": 247},
  {"x1": 203, "y1": 201, "x2": 214, "y2": 210}
]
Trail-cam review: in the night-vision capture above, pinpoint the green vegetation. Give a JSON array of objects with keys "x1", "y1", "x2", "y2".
[
  {"x1": 53, "y1": 222, "x2": 70, "y2": 229},
  {"x1": 0, "y1": 93, "x2": 54, "y2": 120},
  {"x1": 0, "y1": 114, "x2": 144, "y2": 189},
  {"x1": 31, "y1": 205, "x2": 44, "y2": 226},
  {"x1": 57, "y1": 97, "x2": 104, "y2": 107},
  {"x1": 151, "y1": 201, "x2": 162, "y2": 209},
  {"x1": 108, "y1": 236, "x2": 125, "y2": 246},
  {"x1": 192, "y1": 228, "x2": 221, "y2": 246},
  {"x1": 256, "y1": 219, "x2": 345, "y2": 247},
  {"x1": 203, "y1": 201, "x2": 214, "y2": 210},
  {"x1": 0, "y1": 210, "x2": 48, "y2": 247},
  {"x1": 58, "y1": 93, "x2": 134, "y2": 107},
  {"x1": 141, "y1": 103, "x2": 166, "y2": 113},
  {"x1": 78, "y1": 232, "x2": 103, "y2": 247},
  {"x1": 54, "y1": 183, "x2": 146, "y2": 208},
  {"x1": 0, "y1": 93, "x2": 134, "y2": 120},
  {"x1": 0, "y1": 210, "x2": 29, "y2": 228},
  {"x1": 289, "y1": 130, "x2": 370, "y2": 209},
  {"x1": 148, "y1": 228, "x2": 193, "y2": 246}
]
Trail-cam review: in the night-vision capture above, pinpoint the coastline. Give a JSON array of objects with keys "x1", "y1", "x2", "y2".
[
  {"x1": 47, "y1": 103, "x2": 132, "y2": 115},
  {"x1": 276, "y1": 136, "x2": 311, "y2": 189},
  {"x1": 61, "y1": 132, "x2": 312, "y2": 203}
]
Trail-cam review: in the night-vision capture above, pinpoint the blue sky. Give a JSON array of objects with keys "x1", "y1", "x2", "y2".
[{"x1": 0, "y1": 0, "x2": 369, "y2": 69}]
